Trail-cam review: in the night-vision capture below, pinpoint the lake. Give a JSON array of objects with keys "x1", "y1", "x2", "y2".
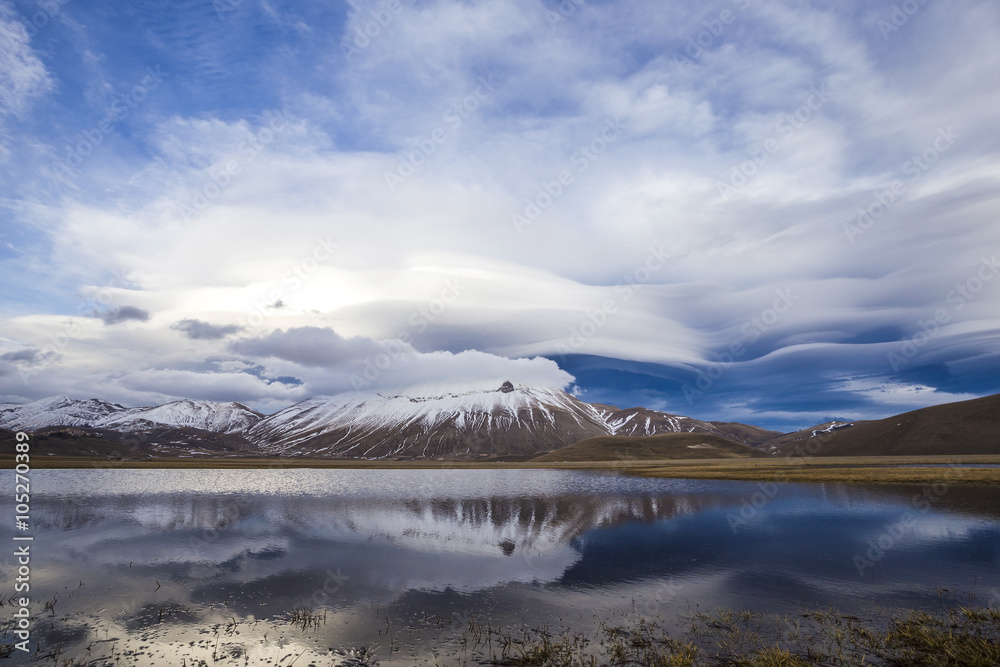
[{"x1": 4, "y1": 468, "x2": 1000, "y2": 665}]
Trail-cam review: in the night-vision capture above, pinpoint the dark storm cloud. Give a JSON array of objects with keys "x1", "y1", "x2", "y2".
[
  {"x1": 172, "y1": 319, "x2": 243, "y2": 340},
  {"x1": 95, "y1": 306, "x2": 150, "y2": 325},
  {"x1": 229, "y1": 326, "x2": 388, "y2": 368}
]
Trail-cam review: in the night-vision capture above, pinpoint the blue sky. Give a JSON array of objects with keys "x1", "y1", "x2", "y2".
[{"x1": 1, "y1": 0, "x2": 999, "y2": 431}]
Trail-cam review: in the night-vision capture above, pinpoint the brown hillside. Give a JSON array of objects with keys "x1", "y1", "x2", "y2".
[
  {"x1": 532, "y1": 432, "x2": 767, "y2": 462},
  {"x1": 770, "y1": 393, "x2": 1000, "y2": 457}
]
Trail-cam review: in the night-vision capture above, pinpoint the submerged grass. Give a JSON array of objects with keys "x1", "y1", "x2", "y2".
[
  {"x1": 13, "y1": 600, "x2": 1000, "y2": 666},
  {"x1": 882, "y1": 607, "x2": 1000, "y2": 666},
  {"x1": 288, "y1": 608, "x2": 327, "y2": 632},
  {"x1": 467, "y1": 604, "x2": 1000, "y2": 667}
]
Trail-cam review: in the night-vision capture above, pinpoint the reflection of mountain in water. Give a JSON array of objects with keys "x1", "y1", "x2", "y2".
[
  {"x1": 33, "y1": 492, "x2": 726, "y2": 560},
  {"x1": 27, "y1": 491, "x2": 740, "y2": 601},
  {"x1": 13, "y1": 478, "x2": 1000, "y2": 645}
]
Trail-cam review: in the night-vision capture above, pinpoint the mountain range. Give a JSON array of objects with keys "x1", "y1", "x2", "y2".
[
  {"x1": 2, "y1": 383, "x2": 997, "y2": 460},
  {"x1": 0, "y1": 395, "x2": 261, "y2": 433}
]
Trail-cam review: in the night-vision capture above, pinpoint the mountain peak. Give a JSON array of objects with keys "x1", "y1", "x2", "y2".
[
  {"x1": 0, "y1": 387, "x2": 789, "y2": 460},
  {"x1": 0, "y1": 396, "x2": 262, "y2": 434},
  {"x1": 245, "y1": 385, "x2": 609, "y2": 459}
]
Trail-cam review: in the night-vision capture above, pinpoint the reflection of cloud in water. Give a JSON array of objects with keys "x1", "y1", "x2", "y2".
[
  {"x1": 27, "y1": 468, "x2": 700, "y2": 499},
  {"x1": 4, "y1": 471, "x2": 1000, "y2": 667},
  {"x1": 29, "y1": 492, "x2": 738, "y2": 599},
  {"x1": 15, "y1": 466, "x2": 1000, "y2": 667},
  {"x1": 15, "y1": 472, "x2": 1000, "y2": 609}
]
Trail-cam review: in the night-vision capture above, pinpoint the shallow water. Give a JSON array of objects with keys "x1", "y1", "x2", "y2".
[{"x1": 3, "y1": 468, "x2": 999, "y2": 664}]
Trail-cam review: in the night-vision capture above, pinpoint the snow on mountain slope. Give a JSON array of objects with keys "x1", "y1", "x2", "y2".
[
  {"x1": 1, "y1": 387, "x2": 777, "y2": 459},
  {"x1": 811, "y1": 421, "x2": 854, "y2": 437},
  {"x1": 604, "y1": 407, "x2": 690, "y2": 436},
  {"x1": 99, "y1": 399, "x2": 263, "y2": 433},
  {"x1": 0, "y1": 396, "x2": 126, "y2": 431},
  {"x1": 0, "y1": 397, "x2": 262, "y2": 434},
  {"x1": 601, "y1": 406, "x2": 779, "y2": 445},
  {"x1": 246, "y1": 383, "x2": 610, "y2": 458}
]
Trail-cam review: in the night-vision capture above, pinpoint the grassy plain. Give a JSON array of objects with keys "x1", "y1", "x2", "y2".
[{"x1": 8, "y1": 453, "x2": 1000, "y2": 485}]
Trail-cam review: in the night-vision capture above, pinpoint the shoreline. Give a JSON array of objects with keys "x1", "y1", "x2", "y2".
[
  {"x1": 10, "y1": 595, "x2": 1000, "y2": 665},
  {"x1": 6, "y1": 453, "x2": 1000, "y2": 484}
]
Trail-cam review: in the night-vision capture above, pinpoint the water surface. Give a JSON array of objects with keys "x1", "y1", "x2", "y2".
[{"x1": 3, "y1": 469, "x2": 999, "y2": 664}]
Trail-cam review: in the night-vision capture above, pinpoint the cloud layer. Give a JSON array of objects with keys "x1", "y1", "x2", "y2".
[{"x1": 1, "y1": 0, "x2": 998, "y2": 429}]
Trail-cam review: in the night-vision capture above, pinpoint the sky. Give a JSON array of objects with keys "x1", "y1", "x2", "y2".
[{"x1": 1, "y1": 0, "x2": 999, "y2": 431}]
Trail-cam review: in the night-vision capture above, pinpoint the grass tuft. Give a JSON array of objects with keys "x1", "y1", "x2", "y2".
[{"x1": 467, "y1": 604, "x2": 1000, "y2": 666}]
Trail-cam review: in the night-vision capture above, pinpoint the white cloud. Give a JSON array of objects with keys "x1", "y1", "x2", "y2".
[
  {"x1": 836, "y1": 378, "x2": 979, "y2": 410},
  {"x1": 0, "y1": 3, "x2": 52, "y2": 117},
  {"x1": 1, "y1": 0, "x2": 998, "y2": 425}
]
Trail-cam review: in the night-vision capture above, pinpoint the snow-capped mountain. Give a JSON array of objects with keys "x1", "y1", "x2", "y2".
[
  {"x1": 0, "y1": 396, "x2": 125, "y2": 430},
  {"x1": 1, "y1": 383, "x2": 778, "y2": 459},
  {"x1": 245, "y1": 382, "x2": 780, "y2": 458},
  {"x1": 98, "y1": 399, "x2": 263, "y2": 434},
  {"x1": 6, "y1": 388, "x2": 997, "y2": 459},
  {"x1": 246, "y1": 382, "x2": 611, "y2": 458},
  {"x1": 0, "y1": 396, "x2": 262, "y2": 434},
  {"x1": 601, "y1": 406, "x2": 780, "y2": 445}
]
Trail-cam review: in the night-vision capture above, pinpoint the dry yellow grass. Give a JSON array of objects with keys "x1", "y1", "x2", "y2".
[
  {"x1": 6, "y1": 453, "x2": 1000, "y2": 485},
  {"x1": 621, "y1": 456, "x2": 1000, "y2": 485}
]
